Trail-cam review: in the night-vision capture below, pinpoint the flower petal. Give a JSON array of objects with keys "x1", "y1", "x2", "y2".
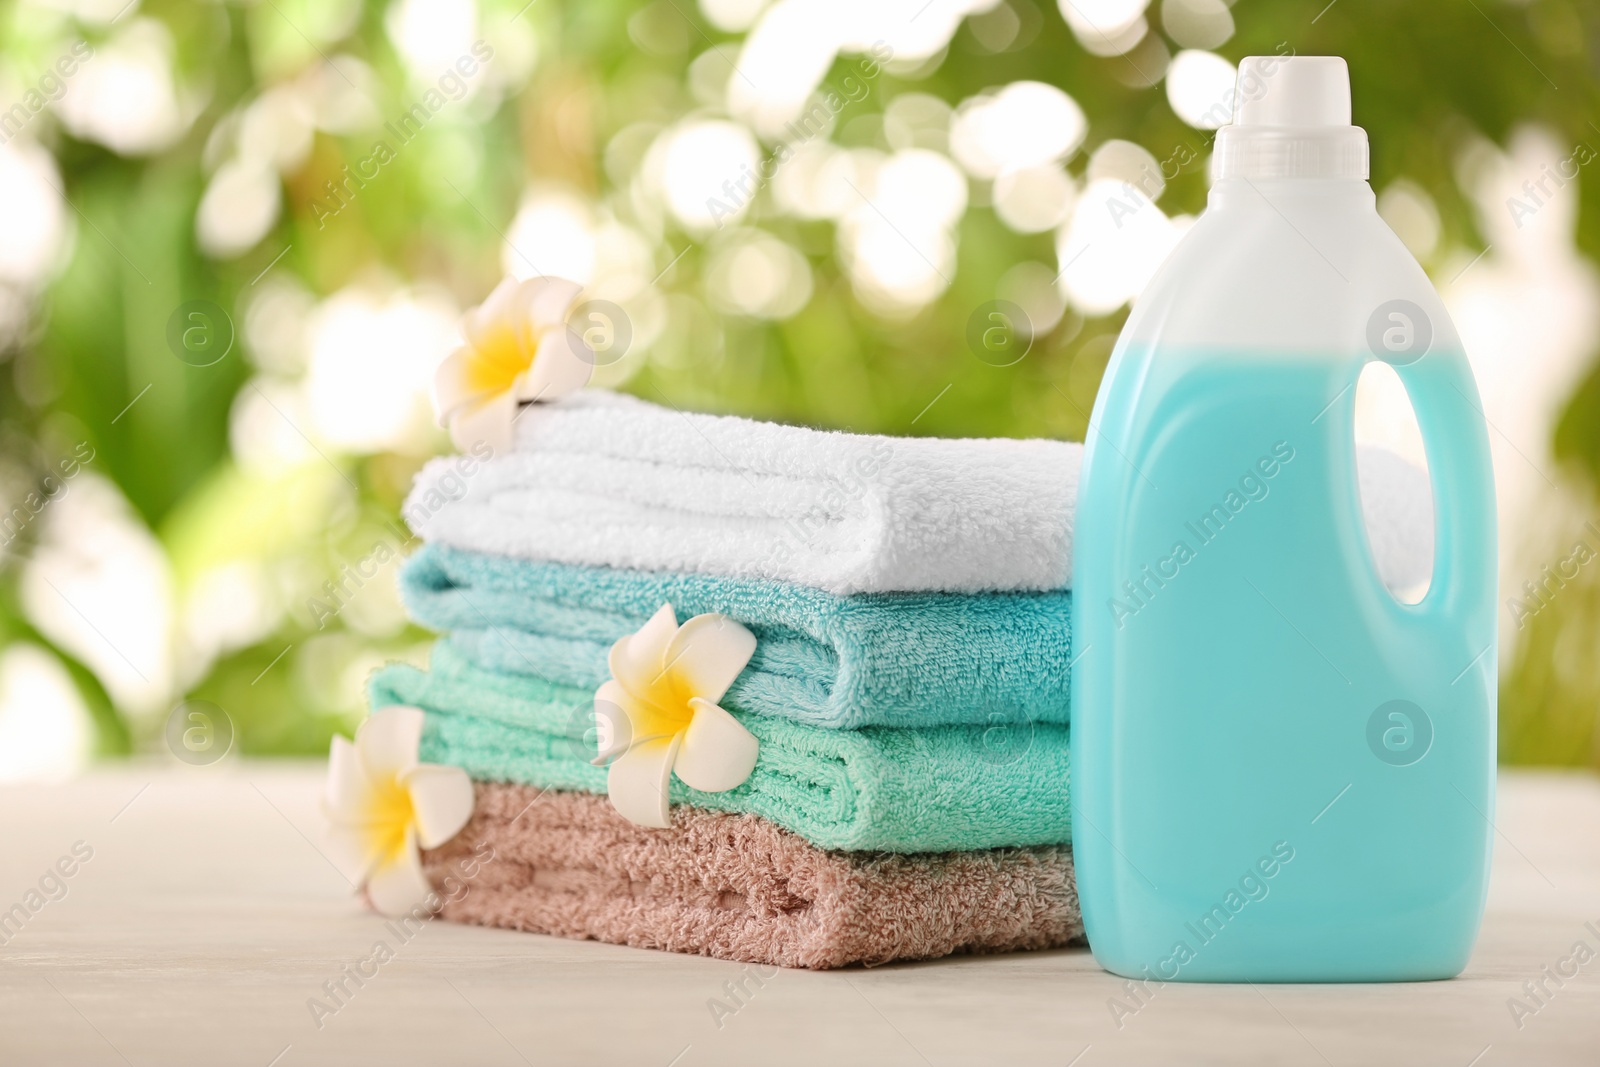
[
  {"x1": 401, "y1": 763, "x2": 474, "y2": 849},
  {"x1": 606, "y1": 733, "x2": 681, "y2": 828},
  {"x1": 518, "y1": 276, "x2": 583, "y2": 331},
  {"x1": 591, "y1": 680, "x2": 638, "y2": 764},
  {"x1": 662, "y1": 614, "x2": 756, "y2": 705},
  {"x1": 323, "y1": 819, "x2": 383, "y2": 885},
  {"x1": 461, "y1": 276, "x2": 522, "y2": 350},
  {"x1": 519, "y1": 325, "x2": 593, "y2": 403},
  {"x1": 364, "y1": 826, "x2": 436, "y2": 917},
  {"x1": 433, "y1": 347, "x2": 483, "y2": 422},
  {"x1": 357, "y1": 706, "x2": 425, "y2": 782},
  {"x1": 673, "y1": 698, "x2": 759, "y2": 793},
  {"x1": 446, "y1": 388, "x2": 519, "y2": 455},
  {"x1": 324, "y1": 733, "x2": 372, "y2": 819},
  {"x1": 608, "y1": 602, "x2": 680, "y2": 691}
]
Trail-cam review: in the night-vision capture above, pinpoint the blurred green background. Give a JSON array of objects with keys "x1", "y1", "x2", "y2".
[{"x1": 0, "y1": 0, "x2": 1597, "y2": 774}]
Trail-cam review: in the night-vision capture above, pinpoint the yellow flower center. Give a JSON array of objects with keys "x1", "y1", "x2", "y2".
[
  {"x1": 626, "y1": 666, "x2": 698, "y2": 742},
  {"x1": 364, "y1": 774, "x2": 416, "y2": 865},
  {"x1": 465, "y1": 322, "x2": 538, "y2": 397}
]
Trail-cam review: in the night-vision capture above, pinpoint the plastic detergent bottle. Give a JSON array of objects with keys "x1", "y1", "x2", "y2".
[{"x1": 1070, "y1": 56, "x2": 1496, "y2": 982}]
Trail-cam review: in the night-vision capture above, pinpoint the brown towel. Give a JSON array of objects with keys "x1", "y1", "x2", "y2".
[{"x1": 422, "y1": 783, "x2": 1083, "y2": 970}]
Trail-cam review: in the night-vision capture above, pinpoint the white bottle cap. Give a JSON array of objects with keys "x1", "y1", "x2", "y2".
[{"x1": 1214, "y1": 56, "x2": 1369, "y2": 180}]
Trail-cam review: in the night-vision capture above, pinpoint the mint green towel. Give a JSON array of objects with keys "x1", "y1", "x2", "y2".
[
  {"x1": 398, "y1": 543, "x2": 1073, "y2": 730},
  {"x1": 370, "y1": 643, "x2": 1072, "y2": 853}
]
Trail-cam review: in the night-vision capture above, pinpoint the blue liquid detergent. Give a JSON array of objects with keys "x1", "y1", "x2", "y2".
[{"x1": 1070, "y1": 58, "x2": 1497, "y2": 982}]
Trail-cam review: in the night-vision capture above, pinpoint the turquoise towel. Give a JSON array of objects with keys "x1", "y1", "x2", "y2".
[
  {"x1": 398, "y1": 543, "x2": 1073, "y2": 730},
  {"x1": 370, "y1": 643, "x2": 1072, "y2": 853}
]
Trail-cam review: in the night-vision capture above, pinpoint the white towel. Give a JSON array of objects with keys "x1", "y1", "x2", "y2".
[{"x1": 404, "y1": 390, "x2": 1433, "y2": 595}]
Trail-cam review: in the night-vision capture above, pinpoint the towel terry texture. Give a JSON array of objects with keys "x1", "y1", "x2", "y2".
[
  {"x1": 404, "y1": 390, "x2": 1434, "y2": 595},
  {"x1": 371, "y1": 643, "x2": 1073, "y2": 853},
  {"x1": 406, "y1": 389, "x2": 1079, "y2": 594},
  {"x1": 399, "y1": 542, "x2": 1072, "y2": 729},
  {"x1": 423, "y1": 784, "x2": 1083, "y2": 969}
]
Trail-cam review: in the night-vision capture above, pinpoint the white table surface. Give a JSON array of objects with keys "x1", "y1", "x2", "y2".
[{"x1": 0, "y1": 764, "x2": 1595, "y2": 1066}]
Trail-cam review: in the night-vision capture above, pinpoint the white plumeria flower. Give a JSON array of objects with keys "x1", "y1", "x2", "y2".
[
  {"x1": 323, "y1": 706, "x2": 474, "y2": 916},
  {"x1": 594, "y1": 604, "x2": 760, "y2": 828},
  {"x1": 432, "y1": 275, "x2": 594, "y2": 454}
]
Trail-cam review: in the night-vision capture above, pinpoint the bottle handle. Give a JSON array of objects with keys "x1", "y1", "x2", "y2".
[{"x1": 1385, "y1": 347, "x2": 1497, "y2": 620}]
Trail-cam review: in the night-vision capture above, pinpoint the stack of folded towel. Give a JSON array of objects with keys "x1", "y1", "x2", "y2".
[{"x1": 368, "y1": 390, "x2": 1433, "y2": 968}]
